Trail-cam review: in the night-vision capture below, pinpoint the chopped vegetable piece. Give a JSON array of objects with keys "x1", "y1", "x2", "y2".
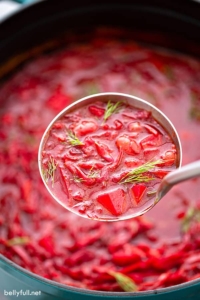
[
  {"x1": 74, "y1": 120, "x2": 98, "y2": 136},
  {"x1": 116, "y1": 135, "x2": 140, "y2": 155},
  {"x1": 143, "y1": 124, "x2": 159, "y2": 136},
  {"x1": 97, "y1": 189, "x2": 126, "y2": 216},
  {"x1": 128, "y1": 121, "x2": 141, "y2": 132},
  {"x1": 89, "y1": 105, "x2": 105, "y2": 117},
  {"x1": 149, "y1": 169, "x2": 170, "y2": 179},
  {"x1": 131, "y1": 184, "x2": 147, "y2": 204},
  {"x1": 95, "y1": 141, "x2": 114, "y2": 162}
]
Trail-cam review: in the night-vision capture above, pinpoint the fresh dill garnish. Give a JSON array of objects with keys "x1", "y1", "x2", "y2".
[
  {"x1": 181, "y1": 207, "x2": 200, "y2": 233},
  {"x1": 72, "y1": 176, "x2": 84, "y2": 183},
  {"x1": 190, "y1": 107, "x2": 200, "y2": 121},
  {"x1": 67, "y1": 131, "x2": 84, "y2": 146},
  {"x1": 42, "y1": 157, "x2": 57, "y2": 187},
  {"x1": 86, "y1": 83, "x2": 99, "y2": 95},
  {"x1": 164, "y1": 65, "x2": 174, "y2": 80},
  {"x1": 189, "y1": 91, "x2": 200, "y2": 121},
  {"x1": 87, "y1": 166, "x2": 99, "y2": 179},
  {"x1": 120, "y1": 159, "x2": 163, "y2": 184},
  {"x1": 108, "y1": 271, "x2": 138, "y2": 292},
  {"x1": 121, "y1": 174, "x2": 154, "y2": 184},
  {"x1": 42, "y1": 168, "x2": 48, "y2": 183},
  {"x1": 103, "y1": 100, "x2": 122, "y2": 121},
  {"x1": 6, "y1": 236, "x2": 30, "y2": 247}
]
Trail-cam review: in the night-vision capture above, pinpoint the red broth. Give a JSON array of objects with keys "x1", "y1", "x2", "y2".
[
  {"x1": 40, "y1": 100, "x2": 177, "y2": 220},
  {"x1": 0, "y1": 29, "x2": 200, "y2": 291}
]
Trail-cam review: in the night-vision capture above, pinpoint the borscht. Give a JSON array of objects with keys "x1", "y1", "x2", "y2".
[
  {"x1": 40, "y1": 98, "x2": 177, "y2": 220},
  {"x1": 0, "y1": 28, "x2": 200, "y2": 292}
]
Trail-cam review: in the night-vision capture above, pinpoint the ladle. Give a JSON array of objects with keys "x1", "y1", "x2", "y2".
[{"x1": 38, "y1": 93, "x2": 200, "y2": 221}]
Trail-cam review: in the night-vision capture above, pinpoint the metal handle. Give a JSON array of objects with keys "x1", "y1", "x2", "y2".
[{"x1": 157, "y1": 160, "x2": 200, "y2": 201}]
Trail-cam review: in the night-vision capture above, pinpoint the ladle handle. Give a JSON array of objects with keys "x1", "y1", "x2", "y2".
[{"x1": 157, "y1": 160, "x2": 200, "y2": 201}]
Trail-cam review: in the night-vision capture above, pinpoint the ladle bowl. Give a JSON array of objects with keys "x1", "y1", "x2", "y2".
[{"x1": 38, "y1": 92, "x2": 185, "y2": 220}]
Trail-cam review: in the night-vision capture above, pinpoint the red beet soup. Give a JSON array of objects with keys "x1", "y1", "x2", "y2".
[
  {"x1": 0, "y1": 28, "x2": 200, "y2": 292},
  {"x1": 40, "y1": 98, "x2": 177, "y2": 221}
]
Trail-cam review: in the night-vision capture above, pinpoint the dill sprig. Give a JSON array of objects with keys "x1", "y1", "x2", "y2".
[
  {"x1": 72, "y1": 176, "x2": 84, "y2": 183},
  {"x1": 87, "y1": 166, "x2": 99, "y2": 179},
  {"x1": 108, "y1": 271, "x2": 137, "y2": 292},
  {"x1": 104, "y1": 100, "x2": 122, "y2": 121},
  {"x1": 67, "y1": 131, "x2": 84, "y2": 146},
  {"x1": 42, "y1": 157, "x2": 57, "y2": 187},
  {"x1": 120, "y1": 159, "x2": 163, "y2": 184},
  {"x1": 181, "y1": 207, "x2": 200, "y2": 233},
  {"x1": 6, "y1": 236, "x2": 30, "y2": 247}
]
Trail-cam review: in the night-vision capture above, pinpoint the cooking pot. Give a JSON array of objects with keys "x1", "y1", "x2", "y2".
[{"x1": 0, "y1": 1, "x2": 200, "y2": 299}]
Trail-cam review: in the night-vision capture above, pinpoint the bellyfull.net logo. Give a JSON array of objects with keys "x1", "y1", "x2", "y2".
[{"x1": 4, "y1": 290, "x2": 41, "y2": 297}]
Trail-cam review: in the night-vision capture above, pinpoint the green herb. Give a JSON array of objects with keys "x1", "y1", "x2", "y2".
[
  {"x1": 120, "y1": 159, "x2": 162, "y2": 184},
  {"x1": 25, "y1": 134, "x2": 36, "y2": 146},
  {"x1": 42, "y1": 157, "x2": 57, "y2": 187},
  {"x1": 181, "y1": 207, "x2": 200, "y2": 233},
  {"x1": 104, "y1": 100, "x2": 122, "y2": 121},
  {"x1": 86, "y1": 83, "x2": 99, "y2": 95},
  {"x1": 121, "y1": 174, "x2": 154, "y2": 184},
  {"x1": 191, "y1": 90, "x2": 199, "y2": 103},
  {"x1": 190, "y1": 91, "x2": 200, "y2": 121},
  {"x1": 108, "y1": 271, "x2": 137, "y2": 292},
  {"x1": 6, "y1": 236, "x2": 30, "y2": 247},
  {"x1": 164, "y1": 65, "x2": 174, "y2": 80},
  {"x1": 87, "y1": 167, "x2": 99, "y2": 179},
  {"x1": 190, "y1": 107, "x2": 200, "y2": 121},
  {"x1": 67, "y1": 131, "x2": 84, "y2": 146},
  {"x1": 72, "y1": 176, "x2": 84, "y2": 183},
  {"x1": 42, "y1": 168, "x2": 48, "y2": 182}
]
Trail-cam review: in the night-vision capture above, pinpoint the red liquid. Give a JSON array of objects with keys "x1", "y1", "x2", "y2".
[
  {"x1": 0, "y1": 29, "x2": 200, "y2": 291},
  {"x1": 41, "y1": 100, "x2": 177, "y2": 220}
]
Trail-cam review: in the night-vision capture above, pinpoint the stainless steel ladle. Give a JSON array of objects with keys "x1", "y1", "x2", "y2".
[{"x1": 38, "y1": 93, "x2": 200, "y2": 220}]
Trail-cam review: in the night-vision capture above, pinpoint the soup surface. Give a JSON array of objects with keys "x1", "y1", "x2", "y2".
[
  {"x1": 0, "y1": 28, "x2": 200, "y2": 291},
  {"x1": 40, "y1": 99, "x2": 177, "y2": 221}
]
